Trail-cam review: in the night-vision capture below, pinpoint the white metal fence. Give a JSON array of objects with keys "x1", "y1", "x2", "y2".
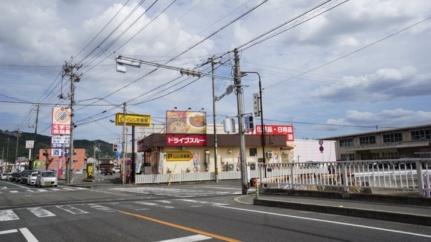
[{"x1": 258, "y1": 159, "x2": 431, "y2": 198}]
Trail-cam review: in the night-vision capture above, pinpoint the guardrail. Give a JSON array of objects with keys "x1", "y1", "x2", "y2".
[{"x1": 258, "y1": 159, "x2": 431, "y2": 198}]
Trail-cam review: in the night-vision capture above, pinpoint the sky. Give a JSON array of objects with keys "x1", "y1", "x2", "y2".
[{"x1": 0, "y1": 0, "x2": 430, "y2": 143}]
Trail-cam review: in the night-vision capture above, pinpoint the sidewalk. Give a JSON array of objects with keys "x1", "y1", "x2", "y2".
[{"x1": 243, "y1": 192, "x2": 431, "y2": 226}]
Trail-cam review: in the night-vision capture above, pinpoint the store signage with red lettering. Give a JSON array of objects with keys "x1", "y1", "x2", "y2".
[
  {"x1": 251, "y1": 125, "x2": 294, "y2": 141},
  {"x1": 166, "y1": 134, "x2": 207, "y2": 146}
]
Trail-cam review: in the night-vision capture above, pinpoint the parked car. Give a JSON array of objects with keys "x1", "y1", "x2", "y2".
[
  {"x1": 9, "y1": 172, "x2": 21, "y2": 182},
  {"x1": 1, "y1": 172, "x2": 11, "y2": 180},
  {"x1": 19, "y1": 170, "x2": 34, "y2": 184},
  {"x1": 35, "y1": 170, "x2": 58, "y2": 187},
  {"x1": 112, "y1": 167, "x2": 120, "y2": 174},
  {"x1": 27, "y1": 171, "x2": 39, "y2": 186}
]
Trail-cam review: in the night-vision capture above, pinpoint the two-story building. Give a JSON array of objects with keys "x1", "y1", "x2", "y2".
[{"x1": 324, "y1": 124, "x2": 431, "y2": 160}]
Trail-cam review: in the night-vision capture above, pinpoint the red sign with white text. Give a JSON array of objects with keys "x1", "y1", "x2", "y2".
[
  {"x1": 166, "y1": 134, "x2": 207, "y2": 146},
  {"x1": 252, "y1": 125, "x2": 294, "y2": 141}
]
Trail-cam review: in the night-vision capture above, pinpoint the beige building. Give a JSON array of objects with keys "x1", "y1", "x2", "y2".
[
  {"x1": 138, "y1": 134, "x2": 293, "y2": 174},
  {"x1": 324, "y1": 124, "x2": 431, "y2": 160}
]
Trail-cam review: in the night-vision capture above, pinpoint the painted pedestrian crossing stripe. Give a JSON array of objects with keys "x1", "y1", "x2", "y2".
[
  {"x1": 157, "y1": 234, "x2": 212, "y2": 242},
  {"x1": 0, "y1": 210, "x2": 19, "y2": 221},
  {"x1": 0, "y1": 204, "x2": 115, "y2": 222},
  {"x1": 5, "y1": 187, "x2": 88, "y2": 194},
  {"x1": 27, "y1": 207, "x2": 56, "y2": 217},
  {"x1": 111, "y1": 187, "x2": 239, "y2": 197}
]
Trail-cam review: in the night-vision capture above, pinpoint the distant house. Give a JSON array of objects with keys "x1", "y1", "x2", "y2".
[
  {"x1": 323, "y1": 124, "x2": 431, "y2": 160},
  {"x1": 38, "y1": 148, "x2": 86, "y2": 173}
]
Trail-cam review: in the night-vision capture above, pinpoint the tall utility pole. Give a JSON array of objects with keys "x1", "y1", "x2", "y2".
[
  {"x1": 210, "y1": 56, "x2": 219, "y2": 183},
  {"x1": 62, "y1": 59, "x2": 82, "y2": 184},
  {"x1": 131, "y1": 125, "x2": 135, "y2": 183},
  {"x1": 233, "y1": 48, "x2": 248, "y2": 195},
  {"x1": 15, "y1": 129, "x2": 21, "y2": 163},
  {"x1": 122, "y1": 102, "x2": 127, "y2": 185},
  {"x1": 29, "y1": 103, "x2": 40, "y2": 170},
  {"x1": 6, "y1": 137, "x2": 10, "y2": 163}
]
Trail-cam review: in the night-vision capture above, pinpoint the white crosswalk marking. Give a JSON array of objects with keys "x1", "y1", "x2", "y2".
[
  {"x1": 19, "y1": 227, "x2": 39, "y2": 242},
  {"x1": 9, "y1": 190, "x2": 19, "y2": 193},
  {"x1": 37, "y1": 189, "x2": 48, "y2": 192},
  {"x1": 27, "y1": 207, "x2": 56, "y2": 218},
  {"x1": 156, "y1": 200, "x2": 172, "y2": 204},
  {"x1": 134, "y1": 201, "x2": 174, "y2": 209},
  {"x1": 0, "y1": 209, "x2": 19, "y2": 221},
  {"x1": 56, "y1": 205, "x2": 88, "y2": 215},
  {"x1": 157, "y1": 234, "x2": 211, "y2": 242},
  {"x1": 178, "y1": 199, "x2": 228, "y2": 207},
  {"x1": 50, "y1": 188, "x2": 60, "y2": 191},
  {"x1": 61, "y1": 187, "x2": 74, "y2": 191},
  {"x1": 87, "y1": 204, "x2": 114, "y2": 212}
]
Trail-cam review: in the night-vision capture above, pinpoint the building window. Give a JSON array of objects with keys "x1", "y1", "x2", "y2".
[
  {"x1": 411, "y1": 129, "x2": 431, "y2": 141},
  {"x1": 249, "y1": 148, "x2": 257, "y2": 157},
  {"x1": 339, "y1": 139, "x2": 353, "y2": 147},
  {"x1": 359, "y1": 136, "x2": 376, "y2": 145},
  {"x1": 340, "y1": 154, "x2": 355, "y2": 161},
  {"x1": 383, "y1": 133, "x2": 402, "y2": 143}
]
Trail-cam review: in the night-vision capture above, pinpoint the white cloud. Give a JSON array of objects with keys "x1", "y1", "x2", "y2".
[{"x1": 312, "y1": 66, "x2": 431, "y2": 102}]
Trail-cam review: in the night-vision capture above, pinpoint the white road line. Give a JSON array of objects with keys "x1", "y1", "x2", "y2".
[
  {"x1": 219, "y1": 206, "x2": 431, "y2": 239},
  {"x1": 87, "y1": 204, "x2": 115, "y2": 212},
  {"x1": 50, "y1": 188, "x2": 60, "y2": 191},
  {"x1": 0, "y1": 229, "x2": 18, "y2": 235},
  {"x1": 61, "y1": 187, "x2": 75, "y2": 191},
  {"x1": 56, "y1": 205, "x2": 88, "y2": 215},
  {"x1": 199, "y1": 186, "x2": 240, "y2": 191},
  {"x1": 178, "y1": 199, "x2": 228, "y2": 207},
  {"x1": 36, "y1": 189, "x2": 48, "y2": 192},
  {"x1": 9, "y1": 190, "x2": 19, "y2": 193},
  {"x1": 135, "y1": 201, "x2": 159, "y2": 206},
  {"x1": 19, "y1": 227, "x2": 39, "y2": 242},
  {"x1": 157, "y1": 200, "x2": 172, "y2": 204},
  {"x1": 27, "y1": 207, "x2": 56, "y2": 218},
  {"x1": 0, "y1": 209, "x2": 19, "y2": 221},
  {"x1": 1, "y1": 186, "x2": 7, "y2": 190},
  {"x1": 157, "y1": 234, "x2": 211, "y2": 242}
]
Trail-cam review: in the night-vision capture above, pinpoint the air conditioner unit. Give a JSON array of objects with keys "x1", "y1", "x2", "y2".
[{"x1": 227, "y1": 164, "x2": 234, "y2": 171}]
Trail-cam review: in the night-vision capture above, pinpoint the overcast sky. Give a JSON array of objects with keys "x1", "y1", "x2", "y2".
[{"x1": 1, "y1": 0, "x2": 430, "y2": 143}]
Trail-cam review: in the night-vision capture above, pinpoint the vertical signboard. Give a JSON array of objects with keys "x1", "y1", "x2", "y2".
[{"x1": 51, "y1": 106, "x2": 71, "y2": 135}]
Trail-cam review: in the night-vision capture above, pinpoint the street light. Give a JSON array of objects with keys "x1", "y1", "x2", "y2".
[{"x1": 241, "y1": 71, "x2": 266, "y2": 177}]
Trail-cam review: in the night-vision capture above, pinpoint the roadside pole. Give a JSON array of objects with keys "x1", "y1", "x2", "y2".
[
  {"x1": 131, "y1": 125, "x2": 135, "y2": 183},
  {"x1": 122, "y1": 102, "x2": 127, "y2": 185},
  {"x1": 210, "y1": 56, "x2": 219, "y2": 183},
  {"x1": 233, "y1": 48, "x2": 248, "y2": 195},
  {"x1": 29, "y1": 103, "x2": 39, "y2": 170}
]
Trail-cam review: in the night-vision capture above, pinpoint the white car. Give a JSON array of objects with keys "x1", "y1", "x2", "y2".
[
  {"x1": 35, "y1": 170, "x2": 58, "y2": 187},
  {"x1": 1, "y1": 172, "x2": 11, "y2": 180},
  {"x1": 27, "y1": 171, "x2": 39, "y2": 186}
]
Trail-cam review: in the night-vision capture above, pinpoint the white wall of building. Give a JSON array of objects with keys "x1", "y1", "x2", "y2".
[{"x1": 293, "y1": 139, "x2": 336, "y2": 162}]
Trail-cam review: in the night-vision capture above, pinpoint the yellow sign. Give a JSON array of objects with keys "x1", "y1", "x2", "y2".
[
  {"x1": 166, "y1": 151, "x2": 193, "y2": 161},
  {"x1": 86, "y1": 163, "x2": 94, "y2": 180},
  {"x1": 115, "y1": 113, "x2": 151, "y2": 127}
]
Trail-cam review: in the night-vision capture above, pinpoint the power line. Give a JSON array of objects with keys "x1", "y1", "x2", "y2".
[
  {"x1": 264, "y1": 15, "x2": 431, "y2": 89},
  {"x1": 76, "y1": 0, "x2": 268, "y2": 111},
  {"x1": 75, "y1": 0, "x2": 131, "y2": 59},
  {"x1": 83, "y1": 0, "x2": 173, "y2": 74},
  {"x1": 79, "y1": 0, "x2": 147, "y2": 65},
  {"x1": 82, "y1": 0, "x2": 160, "y2": 70}
]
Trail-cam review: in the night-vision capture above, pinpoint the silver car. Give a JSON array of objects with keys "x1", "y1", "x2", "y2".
[
  {"x1": 35, "y1": 170, "x2": 58, "y2": 187},
  {"x1": 27, "y1": 171, "x2": 39, "y2": 186}
]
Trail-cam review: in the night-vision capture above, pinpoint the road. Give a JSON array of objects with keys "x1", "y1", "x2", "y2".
[{"x1": 1, "y1": 179, "x2": 431, "y2": 242}]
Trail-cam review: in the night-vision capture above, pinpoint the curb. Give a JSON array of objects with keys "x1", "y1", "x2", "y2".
[{"x1": 253, "y1": 198, "x2": 431, "y2": 226}]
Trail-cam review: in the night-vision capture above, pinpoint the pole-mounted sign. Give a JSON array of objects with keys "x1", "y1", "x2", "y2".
[{"x1": 115, "y1": 113, "x2": 152, "y2": 127}]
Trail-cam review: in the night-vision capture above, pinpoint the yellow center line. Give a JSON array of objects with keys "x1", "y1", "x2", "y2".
[{"x1": 118, "y1": 210, "x2": 241, "y2": 242}]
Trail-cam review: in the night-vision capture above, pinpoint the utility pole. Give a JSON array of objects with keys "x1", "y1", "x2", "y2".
[
  {"x1": 233, "y1": 48, "x2": 248, "y2": 195},
  {"x1": 131, "y1": 125, "x2": 135, "y2": 183},
  {"x1": 15, "y1": 129, "x2": 20, "y2": 163},
  {"x1": 6, "y1": 137, "x2": 10, "y2": 163},
  {"x1": 62, "y1": 59, "x2": 82, "y2": 184},
  {"x1": 29, "y1": 103, "x2": 40, "y2": 170},
  {"x1": 122, "y1": 102, "x2": 127, "y2": 185},
  {"x1": 210, "y1": 56, "x2": 219, "y2": 183}
]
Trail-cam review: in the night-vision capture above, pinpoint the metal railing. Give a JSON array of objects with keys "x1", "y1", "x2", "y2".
[{"x1": 258, "y1": 159, "x2": 431, "y2": 198}]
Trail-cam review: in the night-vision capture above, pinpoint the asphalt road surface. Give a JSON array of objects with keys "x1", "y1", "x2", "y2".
[{"x1": 1, "y1": 179, "x2": 431, "y2": 242}]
